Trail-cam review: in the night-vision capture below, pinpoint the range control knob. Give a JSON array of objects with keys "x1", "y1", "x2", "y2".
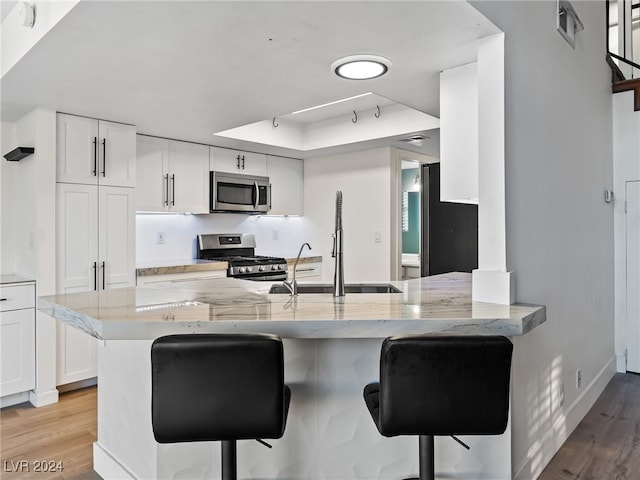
[
  {"x1": 259, "y1": 266, "x2": 265, "y2": 272},
  {"x1": 246, "y1": 267, "x2": 253, "y2": 273},
  {"x1": 238, "y1": 267, "x2": 245, "y2": 274},
  {"x1": 271, "y1": 265, "x2": 278, "y2": 270}
]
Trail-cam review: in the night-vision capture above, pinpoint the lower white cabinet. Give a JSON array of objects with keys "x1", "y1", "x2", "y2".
[
  {"x1": 137, "y1": 269, "x2": 227, "y2": 285},
  {"x1": 56, "y1": 183, "x2": 135, "y2": 386},
  {"x1": 267, "y1": 155, "x2": 304, "y2": 216},
  {"x1": 287, "y1": 260, "x2": 322, "y2": 280},
  {"x1": 0, "y1": 282, "x2": 36, "y2": 397},
  {"x1": 56, "y1": 323, "x2": 98, "y2": 386}
]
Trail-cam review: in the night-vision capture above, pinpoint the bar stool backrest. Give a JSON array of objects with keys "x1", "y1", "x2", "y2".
[
  {"x1": 151, "y1": 333, "x2": 288, "y2": 444},
  {"x1": 377, "y1": 335, "x2": 513, "y2": 437}
]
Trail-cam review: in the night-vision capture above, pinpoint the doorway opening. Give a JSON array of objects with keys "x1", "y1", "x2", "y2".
[{"x1": 401, "y1": 160, "x2": 422, "y2": 280}]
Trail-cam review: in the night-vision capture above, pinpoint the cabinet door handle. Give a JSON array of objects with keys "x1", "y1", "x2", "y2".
[
  {"x1": 268, "y1": 183, "x2": 272, "y2": 210},
  {"x1": 0, "y1": 298, "x2": 7, "y2": 302},
  {"x1": 236, "y1": 154, "x2": 240, "y2": 169},
  {"x1": 102, "y1": 139, "x2": 106, "y2": 177},
  {"x1": 93, "y1": 137, "x2": 98, "y2": 176},
  {"x1": 164, "y1": 174, "x2": 169, "y2": 206},
  {"x1": 171, "y1": 174, "x2": 175, "y2": 206},
  {"x1": 101, "y1": 261, "x2": 106, "y2": 290},
  {"x1": 241, "y1": 155, "x2": 245, "y2": 170},
  {"x1": 93, "y1": 261, "x2": 98, "y2": 291}
]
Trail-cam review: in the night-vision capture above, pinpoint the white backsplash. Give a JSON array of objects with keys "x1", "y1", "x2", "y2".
[{"x1": 136, "y1": 213, "x2": 322, "y2": 263}]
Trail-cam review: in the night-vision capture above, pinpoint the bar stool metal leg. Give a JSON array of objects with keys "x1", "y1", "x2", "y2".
[
  {"x1": 222, "y1": 440, "x2": 237, "y2": 480},
  {"x1": 419, "y1": 435, "x2": 435, "y2": 480}
]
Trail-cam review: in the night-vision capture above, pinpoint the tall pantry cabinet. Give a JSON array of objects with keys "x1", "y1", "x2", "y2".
[{"x1": 55, "y1": 113, "x2": 136, "y2": 387}]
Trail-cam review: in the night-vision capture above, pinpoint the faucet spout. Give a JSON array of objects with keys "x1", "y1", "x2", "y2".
[
  {"x1": 333, "y1": 191, "x2": 345, "y2": 297},
  {"x1": 283, "y1": 242, "x2": 312, "y2": 296}
]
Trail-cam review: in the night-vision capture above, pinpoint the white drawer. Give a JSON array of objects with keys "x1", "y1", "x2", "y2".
[{"x1": 0, "y1": 284, "x2": 35, "y2": 312}]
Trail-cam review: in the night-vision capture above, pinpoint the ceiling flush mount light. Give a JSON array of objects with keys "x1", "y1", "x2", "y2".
[{"x1": 331, "y1": 55, "x2": 391, "y2": 80}]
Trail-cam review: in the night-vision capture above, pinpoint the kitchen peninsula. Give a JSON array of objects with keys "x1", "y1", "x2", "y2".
[{"x1": 39, "y1": 272, "x2": 545, "y2": 480}]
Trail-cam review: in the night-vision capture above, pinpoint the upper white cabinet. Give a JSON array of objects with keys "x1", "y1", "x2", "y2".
[
  {"x1": 57, "y1": 113, "x2": 136, "y2": 187},
  {"x1": 136, "y1": 135, "x2": 209, "y2": 213},
  {"x1": 266, "y1": 155, "x2": 304, "y2": 216},
  {"x1": 211, "y1": 147, "x2": 267, "y2": 177}
]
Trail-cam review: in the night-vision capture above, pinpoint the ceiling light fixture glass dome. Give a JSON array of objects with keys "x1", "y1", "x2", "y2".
[{"x1": 331, "y1": 55, "x2": 391, "y2": 80}]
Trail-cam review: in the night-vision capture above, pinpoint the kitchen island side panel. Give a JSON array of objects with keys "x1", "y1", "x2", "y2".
[{"x1": 95, "y1": 337, "x2": 511, "y2": 480}]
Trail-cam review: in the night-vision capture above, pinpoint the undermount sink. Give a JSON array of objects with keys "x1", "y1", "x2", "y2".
[{"x1": 268, "y1": 283, "x2": 402, "y2": 294}]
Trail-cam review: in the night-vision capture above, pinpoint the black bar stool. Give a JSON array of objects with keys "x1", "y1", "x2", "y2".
[
  {"x1": 363, "y1": 335, "x2": 513, "y2": 480},
  {"x1": 151, "y1": 333, "x2": 291, "y2": 480}
]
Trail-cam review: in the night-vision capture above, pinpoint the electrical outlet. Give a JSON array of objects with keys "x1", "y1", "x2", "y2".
[
  {"x1": 374, "y1": 231, "x2": 382, "y2": 243},
  {"x1": 156, "y1": 231, "x2": 165, "y2": 245},
  {"x1": 557, "y1": 383, "x2": 564, "y2": 408},
  {"x1": 576, "y1": 369, "x2": 582, "y2": 389}
]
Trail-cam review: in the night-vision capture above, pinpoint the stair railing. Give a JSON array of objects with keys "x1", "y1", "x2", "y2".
[{"x1": 607, "y1": 0, "x2": 640, "y2": 80}]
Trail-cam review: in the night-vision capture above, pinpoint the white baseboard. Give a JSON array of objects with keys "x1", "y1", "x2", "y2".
[
  {"x1": 616, "y1": 354, "x2": 626, "y2": 372},
  {"x1": 513, "y1": 356, "x2": 616, "y2": 480},
  {"x1": 29, "y1": 388, "x2": 59, "y2": 407},
  {"x1": 94, "y1": 442, "x2": 137, "y2": 480}
]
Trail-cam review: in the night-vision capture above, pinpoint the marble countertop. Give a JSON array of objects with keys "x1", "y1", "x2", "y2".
[
  {"x1": 286, "y1": 255, "x2": 322, "y2": 265},
  {"x1": 38, "y1": 272, "x2": 546, "y2": 341},
  {"x1": 136, "y1": 255, "x2": 321, "y2": 277},
  {"x1": 1, "y1": 274, "x2": 35, "y2": 285},
  {"x1": 136, "y1": 259, "x2": 227, "y2": 277}
]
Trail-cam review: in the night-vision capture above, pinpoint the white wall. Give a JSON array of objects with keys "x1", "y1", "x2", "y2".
[
  {"x1": 304, "y1": 147, "x2": 394, "y2": 283},
  {"x1": 136, "y1": 214, "x2": 316, "y2": 263},
  {"x1": 0, "y1": 122, "x2": 17, "y2": 273},
  {"x1": 472, "y1": 2, "x2": 615, "y2": 479},
  {"x1": 0, "y1": 108, "x2": 59, "y2": 406},
  {"x1": 613, "y1": 91, "x2": 640, "y2": 371}
]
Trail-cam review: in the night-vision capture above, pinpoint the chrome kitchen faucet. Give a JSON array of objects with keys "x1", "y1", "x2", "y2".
[
  {"x1": 283, "y1": 242, "x2": 312, "y2": 296},
  {"x1": 332, "y1": 191, "x2": 345, "y2": 297}
]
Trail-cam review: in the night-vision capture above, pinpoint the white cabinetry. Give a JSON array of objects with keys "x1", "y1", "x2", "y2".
[
  {"x1": 56, "y1": 116, "x2": 136, "y2": 387},
  {"x1": 267, "y1": 155, "x2": 304, "y2": 216},
  {"x1": 211, "y1": 147, "x2": 267, "y2": 177},
  {"x1": 136, "y1": 135, "x2": 209, "y2": 213},
  {"x1": 56, "y1": 183, "x2": 135, "y2": 386},
  {"x1": 137, "y1": 269, "x2": 227, "y2": 286},
  {"x1": 287, "y1": 260, "x2": 322, "y2": 280},
  {"x1": 0, "y1": 282, "x2": 36, "y2": 398},
  {"x1": 57, "y1": 113, "x2": 136, "y2": 187}
]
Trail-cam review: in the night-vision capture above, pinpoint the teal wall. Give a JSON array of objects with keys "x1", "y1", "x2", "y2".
[{"x1": 401, "y1": 168, "x2": 420, "y2": 254}]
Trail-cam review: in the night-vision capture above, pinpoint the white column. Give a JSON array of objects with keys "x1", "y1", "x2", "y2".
[{"x1": 472, "y1": 33, "x2": 515, "y2": 305}]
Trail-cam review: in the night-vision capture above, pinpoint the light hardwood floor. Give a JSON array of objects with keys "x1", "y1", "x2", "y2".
[
  {"x1": 1, "y1": 374, "x2": 639, "y2": 480},
  {"x1": 0, "y1": 387, "x2": 100, "y2": 479}
]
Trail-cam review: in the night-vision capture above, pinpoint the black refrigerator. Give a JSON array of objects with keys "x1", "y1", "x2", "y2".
[{"x1": 420, "y1": 163, "x2": 478, "y2": 276}]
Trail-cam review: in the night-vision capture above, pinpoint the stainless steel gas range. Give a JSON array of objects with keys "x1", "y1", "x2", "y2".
[{"x1": 196, "y1": 233, "x2": 287, "y2": 281}]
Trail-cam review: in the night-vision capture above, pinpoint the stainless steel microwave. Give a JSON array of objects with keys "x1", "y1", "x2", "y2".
[{"x1": 210, "y1": 171, "x2": 271, "y2": 213}]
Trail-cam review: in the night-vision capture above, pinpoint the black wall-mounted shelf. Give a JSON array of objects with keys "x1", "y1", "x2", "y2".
[{"x1": 3, "y1": 147, "x2": 35, "y2": 161}]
